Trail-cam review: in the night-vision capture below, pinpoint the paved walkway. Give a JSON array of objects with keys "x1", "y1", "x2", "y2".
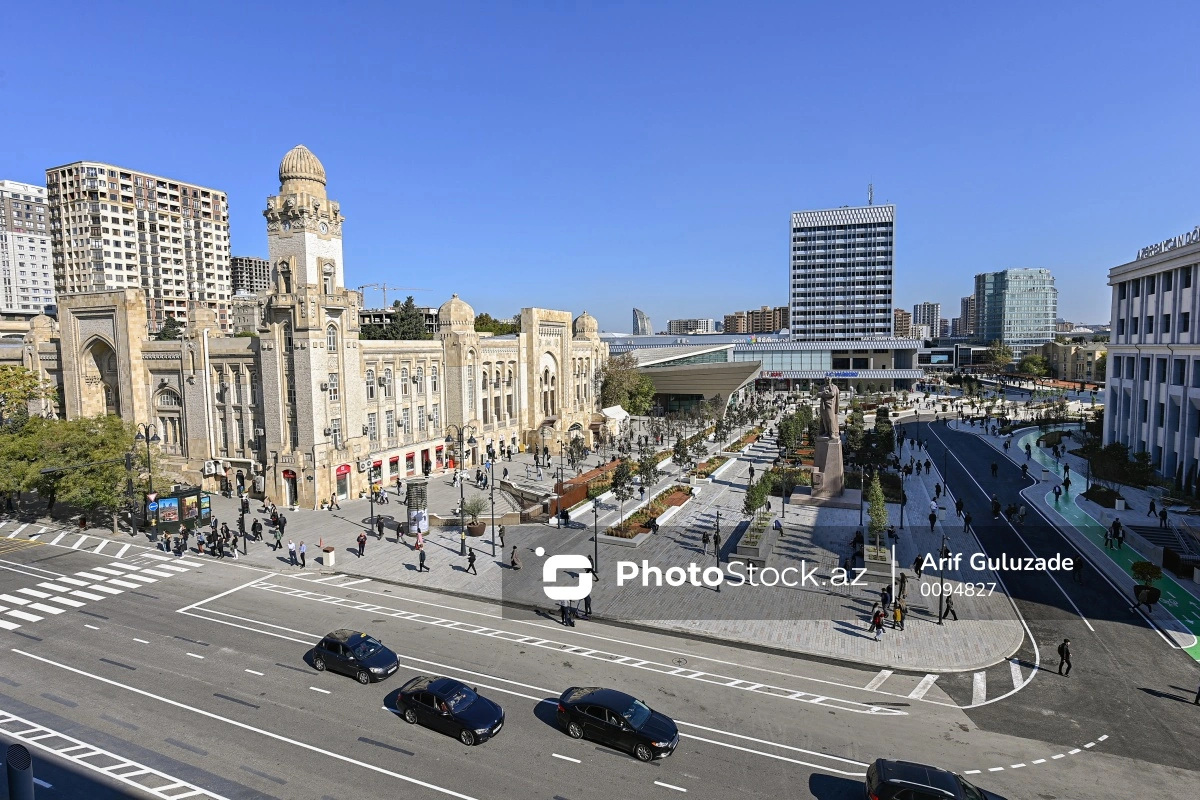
[{"x1": 954, "y1": 419, "x2": 1200, "y2": 661}]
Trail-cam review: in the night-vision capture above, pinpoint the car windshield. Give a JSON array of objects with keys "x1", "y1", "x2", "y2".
[
  {"x1": 445, "y1": 687, "x2": 477, "y2": 713},
  {"x1": 958, "y1": 776, "x2": 985, "y2": 800},
  {"x1": 620, "y1": 698, "x2": 652, "y2": 729},
  {"x1": 349, "y1": 637, "x2": 383, "y2": 659}
]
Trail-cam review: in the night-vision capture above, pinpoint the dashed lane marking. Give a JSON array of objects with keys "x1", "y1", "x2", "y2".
[
  {"x1": 244, "y1": 669, "x2": 264, "y2": 676},
  {"x1": 655, "y1": 781, "x2": 687, "y2": 793},
  {"x1": 551, "y1": 753, "x2": 580, "y2": 763},
  {"x1": 309, "y1": 686, "x2": 331, "y2": 694}
]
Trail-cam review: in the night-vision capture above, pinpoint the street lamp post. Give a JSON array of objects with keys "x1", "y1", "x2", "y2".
[
  {"x1": 445, "y1": 424, "x2": 478, "y2": 556},
  {"x1": 592, "y1": 498, "x2": 600, "y2": 576},
  {"x1": 487, "y1": 460, "x2": 497, "y2": 558},
  {"x1": 937, "y1": 531, "x2": 949, "y2": 625},
  {"x1": 134, "y1": 424, "x2": 160, "y2": 532}
]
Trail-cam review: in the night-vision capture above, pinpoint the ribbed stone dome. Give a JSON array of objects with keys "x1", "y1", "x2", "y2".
[
  {"x1": 278, "y1": 144, "x2": 326, "y2": 186},
  {"x1": 573, "y1": 311, "x2": 598, "y2": 336},
  {"x1": 438, "y1": 294, "x2": 475, "y2": 330}
]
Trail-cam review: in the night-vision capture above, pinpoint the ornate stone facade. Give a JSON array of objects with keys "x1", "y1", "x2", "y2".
[{"x1": 0, "y1": 146, "x2": 607, "y2": 509}]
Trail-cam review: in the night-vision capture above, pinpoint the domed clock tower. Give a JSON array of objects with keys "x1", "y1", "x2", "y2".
[{"x1": 259, "y1": 145, "x2": 367, "y2": 508}]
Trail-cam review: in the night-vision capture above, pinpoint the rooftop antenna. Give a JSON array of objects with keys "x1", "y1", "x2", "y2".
[{"x1": 868, "y1": 183, "x2": 874, "y2": 206}]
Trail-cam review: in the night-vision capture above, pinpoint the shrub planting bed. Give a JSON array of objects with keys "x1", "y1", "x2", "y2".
[{"x1": 606, "y1": 485, "x2": 692, "y2": 538}]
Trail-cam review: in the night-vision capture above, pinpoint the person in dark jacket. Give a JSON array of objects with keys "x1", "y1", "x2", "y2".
[{"x1": 1057, "y1": 638, "x2": 1072, "y2": 676}]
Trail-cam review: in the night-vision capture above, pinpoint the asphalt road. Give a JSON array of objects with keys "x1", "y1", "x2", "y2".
[
  {"x1": 0, "y1": 519, "x2": 1194, "y2": 799},
  {"x1": 924, "y1": 421, "x2": 1200, "y2": 775}
]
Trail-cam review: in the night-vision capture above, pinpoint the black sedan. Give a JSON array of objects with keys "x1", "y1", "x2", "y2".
[
  {"x1": 556, "y1": 686, "x2": 679, "y2": 762},
  {"x1": 394, "y1": 676, "x2": 505, "y2": 746},
  {"x1": 866, "y1": 759, "x2": 1007, "y2": 799},
  {"x1": 311, "y1": 630, "x2": 399, "y2": 684}
]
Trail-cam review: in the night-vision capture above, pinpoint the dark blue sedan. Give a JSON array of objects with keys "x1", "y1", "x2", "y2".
[{"x1": 394, "y1": 676, "x2": 505, "y2": 746}]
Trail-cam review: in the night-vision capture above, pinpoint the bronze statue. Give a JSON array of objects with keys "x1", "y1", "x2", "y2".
[{"x1": 817, "y1": 380, "x2": 839, "y2": 438}]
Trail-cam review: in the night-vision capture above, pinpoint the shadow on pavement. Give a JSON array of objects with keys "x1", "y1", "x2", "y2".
[{"x1": 809, "y1": 773, "x2": 863, "y2": 799}]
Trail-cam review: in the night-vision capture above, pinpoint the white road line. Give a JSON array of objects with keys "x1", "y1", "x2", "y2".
[
  {"x1": 84, "y1": 624, "x2": 99, "y2": 630},
  {"x1": 654, "y1": 781, "x2": 687, "y2": 793},
  {"x1": 152, "y1": 564, "x2": 189, "y2": 573},
  {"x1": 16, "y1": 588, "x2": 50, "y2": 599},
  {"x1": 1011, "y1": 763, "x2": 1026, "y2": 768},
  {"x1": 0, "y1": 594, "x2": 29, "y2": 605},
  {"x1": 176, "y1": 575, "x2": 263, "y2": 613},
  {"x1": 70, "y1": 535, "x2": 88, "y2": 549},
  {"x1": 115, "y1": 544, "x2": 131, "y2": 558},
  {"x1": 88, "y1": 585, "x2": 122, "y2": 595},
  {"x1": 120, "y1": 575, "x2": 157, "y2": 584},
  {"x1": 964, "y1": 770, "x2": 981, "y2": 775},
  {"x1": 336, "y1": 578, "x2": 371, "y2": 587},
  {"x1": 139, "y1": 569, "x2": 174, "y2": 578},
  {"x1": 105, "y1": 579, "x2": 140, "y2": 589},
  {"x1": 107, "y1": 562, "x2": 141, "y2": 571},
  {"x1": 11, "y1": 523, "x2": 29, "y2": 537},
  {"x1": 244, "y1": 669, "x2": 264, "y2": 676},
  {"x1": 908, "y1": 674, "x2": 939, "y2": 700},
  {"x1": 46, "y1": 596, "x2": 86, "y2": 608},
  {"x1": 971, "y1": 672, "x2": 987, "y2": 706},
  {"x1": 90, "y1": 567, "x2": 124, "y2": 576},
  {"x1": 310, "y1": 686, "x2": 331, "y2": 694},
  {"x1": 1052, "y1": 754, "x2": 1065, "y2": 759},
  {"x1": 311, "y1": 576, "x2": 341, "y2": 583},
  {"x1": 864, "y1": 670, "x2": 893, "y2": 691},
  {"x1": 33, "y1": 778, "x2": 51, "y2": 789},
  {"x1": 186, "y1": 653, "x2": 205, "y2": 659},
  {"x1": 91, "y1": 541, "x2": 107, "y2": 554},
  {"x1": 1097, "y1": 734, "x2": 1108, "y2": 742},
  {"x1": 26, "y1": 603, "x2": 65, "y2": 615},
  {"x1": 70, "y1": 591, "x2": 106, "y2": 601},
  {"x1": 7, "y1": 610, "x2": 42, "y2": 622},
  {"x1": 54, "y1": 577, "x2": 90, "y2": 587},
  {"x1": 134, "y1": 638, "x2": 150, "y2": 644},
  {"x1": 36, "y1": 582, "x2": 71, "y2": 593},
  {"x1": 1032, "y1": 759, "x2": 1046, "y2": 764},
  {"x1": 1009, "y1": 659, "x2": 1024, "y2": 689},
  {"x1": 48, "y1": 533, "x2": 67, "y2": 546},
  {"x1": 551, "y1": 753, "x2": 580, "y2": 763},
  {"x1": 1068, "y1": 748, "x2": 1081, "y2": 754},
  {"x1": 0, "y1": 620, "x2": 20, "y2": 630},
  {"x1": 75, "y1": 572, "x2": 107, "y2": 581},
  {"x1": 988, "y1": 767, "x2": 1004, "y2": 772}
]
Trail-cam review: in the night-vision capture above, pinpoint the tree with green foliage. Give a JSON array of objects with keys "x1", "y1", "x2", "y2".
[
  {"x1": 672, "y1": 436, "x2": 691, "y2": 471},
  {"x1": 155, "y1": 315, "x2": 183, "y2": 341},
  {"x1": 361, "y1": 296, "x2": 433, "y2": 341},
  {"x1": 1094, "y1": 352, "x2": 1107, "y2": 382},
  {"x1": 596, "y1": 353, "x2": 656, "y2": 415},
  {"x1": 610, "y1": 458, "x2": 635, "y2": 522},
  {"x1": 1018, "y1": 353, "x2": 1049, "y2": 377},
  {"x1": 866, "y1": 474, "x2": 889, "y2": 550},
  {"x1": 985, "y1": 339, "x2": 1014, "y2": 369},
  {"x1": 845, "y1": 410, "x2": 866, "y2": 458},
  {"x1": 636, "y1": 441, "x2": 662, "y2": 488},
  {"x1": 1131, "y1": 560, "x2": 1162, "y2": 587},
  {"x1": 474, "y1": 312, "x2": 521, "y2": 336},
  {"x1": 1090, "y1": 441, "x2": 1157, "y2": 491},
  {"x1": 0, "y1": 365, "x2": 57, "y2": 428}
]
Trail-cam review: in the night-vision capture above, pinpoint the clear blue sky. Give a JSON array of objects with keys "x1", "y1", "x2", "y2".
[{"x1": 5, "y1": 1, "x2": 1199, "y2": 332}]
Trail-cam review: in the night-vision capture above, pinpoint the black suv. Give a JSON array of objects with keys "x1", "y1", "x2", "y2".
[
  {"x1": 556, "y1": 686, "x2": 679, "y2": 762},
  {"x1": 311, "y1": 630, "x2": 399, "y2": 684},
  {"x1": 866, "y1": 759, "x2": 1007, "y2": 799}
]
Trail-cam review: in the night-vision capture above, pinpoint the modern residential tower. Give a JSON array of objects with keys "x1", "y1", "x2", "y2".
[
  {"x1": 973, "y1": 268, "x2": 1058, "y2": 357},
  {"x1": 789, "y1": 204, "x2": 894, "y2": 340},
  {"x1": 231, "y1": 255, "x2": 270, "y2": 294},
  {"x1": 912, "y1": 301, "x2": 940, "y2": 331},
  {"x1": 45, "y1": 161, "x2": 231, "y2": 332},
  {"x1": 0, "y1": 180, "x2": 55, "y2": 315}
]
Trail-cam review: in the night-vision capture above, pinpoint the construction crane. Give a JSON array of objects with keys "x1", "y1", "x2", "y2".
[{"x1": 356, "y1": 283, "x2": 429, "y2": 308}]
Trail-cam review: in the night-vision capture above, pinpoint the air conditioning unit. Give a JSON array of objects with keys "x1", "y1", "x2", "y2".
[
  {"x1": 254, "y1": 428, "x2": 265, "y2": 437},
  {"x1": 357, "y1": 460, "x2": 369, "y2": 473},
  {"x1": 202, "y1": 460, "x2": 218, "y2": 476},
  {"x1": 320, "y1": 382, "x2": 329, "y2": 391},
  {"x1": 428, "y1": 414, "x2": 436, "y2": 421},
  {"x1": 377, "y1": 377, "x2": 387, "y2": 386},
  {"x1": 323, "y1": 427, "x2": 332, "y2": 436}
]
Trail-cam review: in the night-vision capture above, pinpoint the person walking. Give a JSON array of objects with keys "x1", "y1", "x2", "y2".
[
  {"x1": 1148, "y1": 498, "x2": 1157, "y2": 518},
  {"x1": 934, "y1": 483, "x2": 942, "y2": 500},
  {"x1": 1053, "y1": 484, "x2": 1062, "y2": 504},
  {"x1": 1057, "y1": 638, "x2": 1072, "y2": 676},
  {"x1": 583, "y1": 591, "x2": 592, "y2": 618},
  {"x1": 288, "y1": 539, "x2": 297, "y2": 566},
  {"x1": 298, "y1": 541, "x2": 307, "y2": 568},
  {"x1": 1103, "y1": 526, "x2": 1112, "y2": 548},
  {"x1": 1159, "y1": 507, "x2": 1169, "y2": 529},
  {"x1": 701, "y1": 530, "x2": 711, "y2": 556},
  {"x1": 990, "y1": 461, "x2": 998, "y2": 478},
  {"x1": 928, "y1": 510, "x2": 937, "y2": 532},
  {"x1": 955, "y1": 498, "x2": 964, "y2": 518},
  {"x1": 559, "y1": 597, "x2": 574, "y2": 626},
  {"x1": 1131, "y1": 587, "x2": 1153, "y2": 613},
  {"x1": 196, "y1": 530, "x2": 206, "y2": 555},
  {"x1": 871, "y1": 609, "x2": 885, "y2": 641},
  {"x1": 963, "y1": 510, "x2": 973, "y2": 533},
  {"x1": 912, "y1": 555, "x2": 923, "y2": 580},
  {"x1": 278, "y1": 514, "x2": 287, "y2": 538},
  {"x1": 270, "y1": 526, "x2": 281, "y2": 551},
  {"x1": 941, "y1": 594, "x2": 958, "y2": 622},
  {"x1": 510, "y1": 546, "x2": 522, "y2": 570},
  {"x1": 898, "y1": 572, "x2": 908, "y2": 599},
  {"x1": 329, "y1": 492, "x2": 341, "y2": 511},
  {"x1": 893, "y1": 603, "x2": 905, "y2": 630},
  {"x1": 467, "y1": 549, "x2": 477, "y2": 575},
  {"x1": 418, "y1": 549, "x2": 429, "y2": 571},
  {"x1": 376, "y1": 516, "x2": 385, "y2": 540},
  {"x1": 713, "y1": 531, "x2": 722, "y2": 563},
  {"x1": 498, "y1": 525, "x2": 506, "y2": 549},
  {"x1": 357, "y1": 531, "x2": 367, "y2": 558},
  {"x1": 251, "y1": 518, "x2": 263, "y2": 541}
]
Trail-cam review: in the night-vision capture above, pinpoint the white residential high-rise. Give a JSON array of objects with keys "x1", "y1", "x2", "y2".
[
  {"x1": 912, "y1": 301, "x2": 941, "y2": 330},
  {"x1": 45, "y1": 161, "x2": 231, "y2": 332},
  {"x1": 789, "y1": 204, "x2": 894, "y2": 339},
  {"x1": 666, "y1": 318, "x2": 715, "y2": 335},
  {"x1": 0, "y1": 180, "x2": 55, "y2": 315}
]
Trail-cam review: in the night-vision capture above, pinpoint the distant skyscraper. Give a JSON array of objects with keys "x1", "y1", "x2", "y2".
[
  {"x1": 960, "y1": 295, "x2": 977, "y2": 336},
  {"x1": 789, "y1": 204, "x2": 894, "y2": 340},
  {"x1": 912, "y1": 302, "x2": 941, "y2": 330},
  {"x1": 938, "y1": 318, "x2": 950, "y2": 338},
  {"x1": 231, "y1": 255, "x2": 270, "y2": 294},
  {"x1": 45, "y1": 160, "x2": 231, "y2": 332},
  {"x1": 893, "y1": 309, "x2": 912, "y2": 338},
  {"x1": 632, "y1": 307, "x2": 652, "y2": 335},
  {"x1": 0, "y1": 180, "x2": 55, "y2": 314},
  {"x1": 974, "y1": 268, "x2": 1058, "y2": 357},
  {"x1": 950, "y1": 317, "x2": 964, "y2": 337},
  {"x1": 666, "y1": 318, "x2": 715, "y2": 335}
]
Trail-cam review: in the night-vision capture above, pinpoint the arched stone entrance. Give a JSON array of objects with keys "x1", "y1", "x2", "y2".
[{"x1": 80, "y1": 338, "x2": 121, "y2": 417}]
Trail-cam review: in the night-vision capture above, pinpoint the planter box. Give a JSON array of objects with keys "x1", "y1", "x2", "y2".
[
  {"x1": 466, "y1": 523, "x2": 486, "y2": 537},
  {"x1": 735, "y1": 525, "x2": 777, "y2": 568},
  {"x1": 597, "y1": 531, "x2": 652, "y2": 548}
]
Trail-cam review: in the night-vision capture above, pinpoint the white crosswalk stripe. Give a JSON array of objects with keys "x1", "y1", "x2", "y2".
[{"x1": 971, "y1": 671, "x2": 987, "y2": 705}]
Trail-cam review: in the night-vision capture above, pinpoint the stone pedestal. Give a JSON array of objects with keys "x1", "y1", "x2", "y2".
[{"x1": 812, "y1": 436, "x2": 844, "y2": 498}]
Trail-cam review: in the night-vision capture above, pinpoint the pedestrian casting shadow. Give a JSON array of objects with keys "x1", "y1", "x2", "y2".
[
  {"x1": 831, "y1": 620, "x2": 874, "y2": 640},
  {"x1": 808, "y1": 774, "x2": 862, "y2": 800},
  {"x1": 1138, "y1": 687, "x2": 1193, "y2": 704}
]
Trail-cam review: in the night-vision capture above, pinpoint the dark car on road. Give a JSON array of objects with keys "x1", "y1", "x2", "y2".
[
  {"x1": 556, "y1": 686, "x2": 679, "y2": 762},
  {"x1": 311, "y1": 630, "x2": 399, "y2": 685},
  {"x1": 866, "y1": 759, "x2": 1007, "y2": 799},
  {"x1": 393, "y1": 676, "x2": 505, "y2": 746}
]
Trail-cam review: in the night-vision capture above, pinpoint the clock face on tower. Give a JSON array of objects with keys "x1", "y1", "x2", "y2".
[{"x1": 319, "y1": 222, "x2": 329, "y2": 234}]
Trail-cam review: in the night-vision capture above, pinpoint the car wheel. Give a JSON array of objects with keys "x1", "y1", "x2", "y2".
[
  {"x1": 459, "y1": 729, "x2": 476, "y2": 746},
  {"x1": 356, "y1": 670, "x2": 370, "y2": 685},
  {"x1": 634, "y1": 743, "x2": 654, "y2": 762},
  {"x1": 403, "y1": 708, "x2": 418, "y2": 724},
  {"x1": 313, "y1": 657, "x2": 325, "y2": 672},
  {"x1": 567, "y1": 721, "x2": 584, "y2": 739}
]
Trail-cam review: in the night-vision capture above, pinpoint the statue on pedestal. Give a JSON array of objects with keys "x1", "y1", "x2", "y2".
[{"x1": 817, "y1": 379, "x2": 840, "y2": 438}]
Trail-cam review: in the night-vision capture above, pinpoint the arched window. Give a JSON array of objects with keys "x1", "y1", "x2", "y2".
[
  {"x1": 383, "y1": 368, "x2": 393, "y2": 398},
  {"x1": 326, "y1": 324, "x2": 337, "y2": 351},
  {"x1": 414, "y1": 367, "x2": 424, "y2": 394},
  {"x1": 430, "y1": 366, "x2": 438, "y2": 392},
  {"x1": 282, "y1": 322, "x2": 293, "y2": 351},
  {"x1": 400, "y1": 367, "x2": 409, "y2": 395},
  {"x1": 481, "y1": 369, "x2": 489, "y2": 391},
  {"x1": 365, "y1": 369, "x2": 376, "y2": 401},
  {"x1": 155, "y1": 388, "x2": 181, "y2": 407}
]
